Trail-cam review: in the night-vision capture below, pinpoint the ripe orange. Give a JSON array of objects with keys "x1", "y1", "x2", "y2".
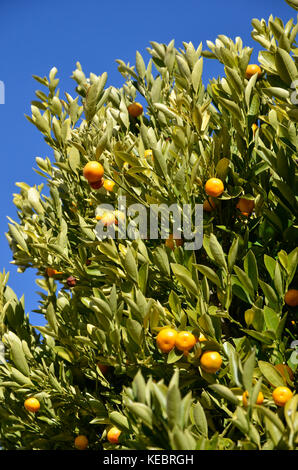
[
  {"x1": 242, "y1": 390, "x2": 264, "y2": 407},
  {"x1": 24, "y1": 397, "x2": 40, "y2": 413},
  {"x1": 245, "y1": 64, "x2": 262, "y2": 79},
  {"x1": 205, "y1": 178, "x2": 224, "y2": 198},
  {"x1": 200, "y1": 350, "x2": 222, "y2": 374},
  {"x1": 284, "y1": 289, "x2": 298, "y2": 307},
  {"x1": 83, "y1": 161, "x2": 104, "y2": 183},
  {"x1": 203, "y1": 197, "x2": 216, "y2": 212},
  {"x1": 156, "y1": 328, "x2": 178, "y2": 353},
  {"x1": 103, "y1": 179, "x2": 115, "y2": 192},
  {"x1": 107, "y1": 426, "x2": 121, "y2": 444},
  {"x1": 97, "y1": 363, "x2": 109, "y2": 375},
  {"x1": 236, "y1": 198, "x2": 255, "y2": 216},
  {"x1": 175, "y1": 331, "x2": 196, "y2": 352},
  {"x1": 46, "y1": 268, "x2": 62, "y2": 277},
  {"x1": 100, "y1": 212, "x2": 117, "y2": 227},
  {"x1": 74, "y1": 435, "x2": 88, "y2": 450},
  {"x1": 165, "y1": 233, "x2": 183, "y2": 250},
  {"x1": 127, "y1": 102, "x2": 143, "y2": 118},
  {"x1": 272, "y1": 386, "x2": 293, "y2": 407},
  {"x1": 90, "y1": 178, "x2": 104, "y2": 190}
]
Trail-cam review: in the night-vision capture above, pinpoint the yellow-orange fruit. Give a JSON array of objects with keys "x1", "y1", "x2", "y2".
[
  {"x1": 200, "y1": 350, "x2": 222, "y2": 374},
  {"x1": 83, "y1": 161, "x2": 104, "y2": 183},
  {"x1": 103, "y1": 180, "x2": 115, "y2": 192},
  {"x1": 203, "y1": 198, "x2": 216, "y2": 212},
  {"x1": 24, "y1": 397, "x2": 40, "y2": 413},
  {"x1": 156, "y1": 328, "x2": 178, "y2": 353},
  {"x1": 242, "y1": 390, "x2": 264, "y2": 407},
  {"x1": 284, "y1": 289, "x2": 298, "y2": 307},
  {"x1": 74, "y1": 435, "x2": 88, "y2": 450},
  {"x1": 107, "y1": 426, "x2": 121, "y2": 444},
  {"x1": 127, "y1": 102, "x2": 143, "y2": 117},
  {"x1": 175, "y1": 331, "x2": 196, "y2": 352},
  {"x1": 205, "y1": 178, "x2": 224, "y2": 198},
  {"x1": 236, "y1": 198, "x2": 255, "y2": 215},
  {"x1": 245, "y1": 64, "x2": 262, "y2": 79},
  {"x1": 272, "y1": 386, "x2": 293, "y2": 407}
]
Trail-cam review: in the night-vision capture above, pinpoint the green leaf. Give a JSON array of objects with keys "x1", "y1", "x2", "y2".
[
  {"x1": 209, "y1": 384, "x2": 239, "y2": 405},
  {"x1": 242, "y1": 349, "x2": 256, "y2": 396},
  {"x1": 258, "y1": 361, "x2": 285, "y2": 387},
  {"x1": 135, "y1": 51, "x2": 146, "y2": 79},
  {"x1": 228, "y1": 237, "x2": 239, "y2": 272},
  {"x1": 244, "y1": 250, "x2": 258, "y2": 292},
  {"x1": 192, "y1": 401, "x2": 208, "y2": 437},
  {"x1": 209, "y1": 234, "x2": 227, "y2": 270},
  {"x1": 126, "y1": 318, "x2": 142, "y2": 345},
  {"x1": 195, "y1": 264, "x2": 221, "y2": 288},
  {"x1": 124, "y1": 247, "x2": 139, "y2": 283},
  {"x1": 171, "y1": 263, "x2": 198, "y2": 296},
  {"x1": 109, "y1": 411, "x2": 130, "y2": 431},
  {"x1": 275, "y1": 47, "x2": 298, "y2": 86},
  {"x1": 191, "y1": 58, "x2": 203, "y2": 92},
  {"x1": 5, "y1": 332, "x2": 30, "y2": 376}
]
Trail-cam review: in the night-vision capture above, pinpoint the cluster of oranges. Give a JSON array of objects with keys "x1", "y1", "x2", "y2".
[
  {"x1": 83, "y1": 161, "x2": 115, "y2": 193},
  {"x1": 242, "y1": 386, "x2": 293, "y2": 408},
  {"x1": 24, "y1": 396, "x2": 121, "y2": 448},
  {"x1": 156, "y1": 328, "x2": 223, "y2": 374},
  {"x1": 203, "y1": 177, "x2": 255, "y2": 218},
  {"x1": 73, "y1": 427, "x2": 121, "y2": 450}
]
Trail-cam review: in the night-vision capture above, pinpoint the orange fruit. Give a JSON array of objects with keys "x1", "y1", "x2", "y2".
[
  {"x1": 46, "y1": 268, "x2": 62, "y2": 277},
  {"x1": 245, "y1": 64, "x2": 262, "y2": 79},
  {"x1": 175, "y1": 331, "x2": 196, "y2": 352},
  {"x1": 127, "y1": 102, "x2": 143, "y2": 118},
  {"x1": 156, "y1": 328, "x2": 178, "y2": 353},
  {"x1": 97, "y1": 363, "x2": 109, "y2": 375},
  {"x1": 272, "y1": 386, "x2": 293, "y2": 407},
  {"x1": 83, "y1": 161, "x2": 104, "y2": 183},
  {"x1": 284, "y1": 289, "x2": 298, "y2": 307},
  {"x1": 74, "y1": 435, "x2": 88, "y2": 450},
  {"x1": 24, "y1": 397, "x2": 40, "y2": 413},
  {"x1": 200, "y1": 350, "x2": 222, "y2": 374},
  {"x1": 203, "y1": 197, "x2": 216, "y2": 212},
  {"x1": 103, "y1": 179, "x2": 115, "y2": 192},
  {"x1": 100, "y1": 212, "x2": 117, "y2": 227},
  {"x1": 242, "y1": 390, "x2": 264, "y2": 407},
  {"x1": 236, "y1": 198, "x2": 255, "y2": 216},
  {"x1": 107, "y1": 426, "x2": 121, "y2": 444},
  {"x1": 205, "y1": 178, "x2": 224, "y2": 198},
  {"x1": 165, "y1": 233, "x2": 183, "y2": 250},
  {"x1": 90, "y1": 179, "x2": 104, "y2": 190}
]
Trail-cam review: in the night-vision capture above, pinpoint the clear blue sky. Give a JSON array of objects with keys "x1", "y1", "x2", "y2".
[{"x1": 0, "y1": 0, "x2": 294, "y2": 327}]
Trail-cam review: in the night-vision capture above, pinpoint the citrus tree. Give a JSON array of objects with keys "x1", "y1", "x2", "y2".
[{"x1": 0, "y1": 0, "x2": 297, "y2": 451}]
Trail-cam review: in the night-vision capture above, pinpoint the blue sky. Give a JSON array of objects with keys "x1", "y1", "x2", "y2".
[{"x1": 0, "y1": 0, "x2": 294, "y2": 327}]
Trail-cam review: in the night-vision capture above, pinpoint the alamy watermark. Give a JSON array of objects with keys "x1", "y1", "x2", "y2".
[
  {"x1": 290, "y1": 80, "x2": 298, "y2": 105},
  {"x1": 94, "y1": 197, "x2": 203, "y2": 250},
  {"x1": 0, "y1": 340, "x2": 5, "y2": 364},
  {"x1": 0, "y1": 81, "x2": 4, "y2": 104}
]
